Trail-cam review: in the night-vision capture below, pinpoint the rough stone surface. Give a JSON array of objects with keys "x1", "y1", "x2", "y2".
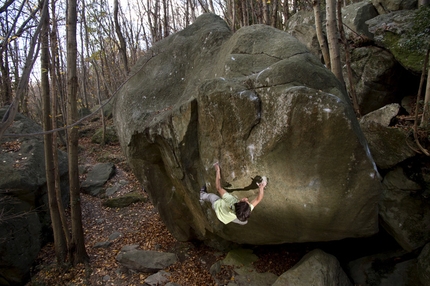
[
  {"x1": 349, "y1": 46, "x2": 413, "y2": 115},
  {"x1": 371, "y1": 0, "x2": 417, "y2": 15},
  {"x1": 102, "y1": 191, "x2": 147, "y2": 208},
  {"x1": 379, "y1": 187, "x2": 430, "y2": 251},
  {"x1": 144, "y1": 270, "x2": 171, "y2": 286},
  {"x1": 367, "y1": 9, "x2": 430, "y2": 73},
  {"x1": 272, "y1": 249, "x2": 352, "y2": 286},
  {"x1": 210, "y1": 248, "x2": 278, "y2": 286},
  {"x1": 113, "y1": 14, "x2": 381, "y2": 245},
  {"x1": 81, "y1": 162, "x2": 116, "y2": 196},
  {"x1": 91, "y1": 126, "x2": 118, "y2": 144},
  {"x1": 115, "y1": 249, "x2": 177, "y2": 273},
  {"x1": 359, "y1": 104, "x2": 416, "y2": 169},
  {"x1": 341, "y1": 0, "x2": 378, "y2": 39},
  {"x1": 417, "y1": 243, "x2": 430, "y2": 285},
  {"x1": 0, "y1": 107, "x2": 69, "y2": 286},
  {"x1": 348, "y1": 249, "x2": 420, "y2": 285}
]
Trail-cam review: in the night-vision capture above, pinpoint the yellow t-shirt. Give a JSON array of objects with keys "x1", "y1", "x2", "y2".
[{"x1": 213, "y1": 193, "x2": 254, "y2": 224}]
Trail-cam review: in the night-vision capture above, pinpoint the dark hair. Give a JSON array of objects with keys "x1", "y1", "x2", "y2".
[{"x1": 234, "y1": 201, "x2": 251, "y2": 222}]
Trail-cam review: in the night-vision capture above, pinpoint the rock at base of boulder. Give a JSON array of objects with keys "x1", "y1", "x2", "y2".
[
  {"x1": 272, "y1": 249, "x2": 352, "y2": 286},
  {"x1": 102, "y1": 192, "x2": 147, "y2": 208},
  {"x1": 116, "y1": 249, "x2": 177, "y2": 272}
]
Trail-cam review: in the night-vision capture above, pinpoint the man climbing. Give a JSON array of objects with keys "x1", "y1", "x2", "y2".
[{"x1": 200, "y1": 163, "x2": 267, "y2": 225}]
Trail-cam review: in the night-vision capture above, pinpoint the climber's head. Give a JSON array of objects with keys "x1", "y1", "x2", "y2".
[{"x1": 234, "y1": 200, "x2": 251, "y2": 222}]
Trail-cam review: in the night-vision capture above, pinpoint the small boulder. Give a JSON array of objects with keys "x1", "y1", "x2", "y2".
[
  {"x1": 272, "y1": 249, "x2": 352, "y2": 286},
  {"x1": 348, "y1": 250, "x2": 420, "y2": 285},
  {"x1": 81, "y1": 163, "x2": 116, "y2": 196},
  {"x1": 116, "y1": 249, "x2": 177, "y2": 273},
  {"x1": 360, "y1": 104, "x2": 416, "y2": 169},
  {"x1": 91, "y1": 126, "x2": 118, "y2": 144},
  {"x1": 417, "y1": 243, "x2": 430, "y2": 284},
  {"x1": 145, "y1": 270, "x2": 171, "y2": 286},
  {"x1": 102, "y1": 191, "x2": 147, "y2": 208},
  {"x1": 379, "y1": 187, "x2": 430, "y2": 251},
  {"x1": 210, "y1": 248, "x2": 278, "y2": 286}
]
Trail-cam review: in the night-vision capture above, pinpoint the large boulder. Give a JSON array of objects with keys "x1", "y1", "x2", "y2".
[
  {"x1": 114, "y1": 14, "x2": 381, "y2": 245},
  {"x1": 349, "y1": 46, "x2": 415, "y2": 115},
  {"x1": 0, "y1": 107, "x2": 69, "y2": 285},
  {"x1": 366, "y1": 8, "x2": 430, "y2": 73}
]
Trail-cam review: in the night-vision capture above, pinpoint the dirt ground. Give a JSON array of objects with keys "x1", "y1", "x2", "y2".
[{"x1": 26, "y1": 119, "x2": 303, "y2": 286}]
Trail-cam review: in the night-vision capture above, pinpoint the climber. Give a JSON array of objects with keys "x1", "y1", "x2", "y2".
[{"x1": 200, "y1": 162, "x2": 267, "y2": 225}]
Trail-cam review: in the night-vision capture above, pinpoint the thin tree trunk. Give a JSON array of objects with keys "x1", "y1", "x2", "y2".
[
  {"x1": 337, "y1": 0, "x2": 359, "y2": 116},
  {"x1": 41, "y1": 0, "x2": 67, "y2": 264},
  {"x1": 0, "y1": 49, "x2": 13, "y2": 105},
  {"x1": 313, "y1": 0, "x2": 331, "y2": 69},
  {"x1": 282, "y1": 0, "x2": 289, "y2": 24},
  {"x1": 262, "y1": 0, "x2": 269, "y2": 25},
  {"x1": 114, "y1": 0, "x2": 129, "y2": 75},
  {"x1": 92, "y1": 60, "x2": 106, "y2": 145},
  {"x1": 420, "y1": 45, "x2": 430, "y2": 128},
  {"x1": 326, "y1": 0, "x2": 344, "y2": 84},
  {"x1": 79, "y1": 3, "x2": 89, "y2": 109},
  {"x1": 271, "y1": 0, "x2": 278, "y2": 27},
  {"x1": 67, "y1": 0, "x2": 89, "y2": 265},
  {"x1": 50, "y1": 0, "x2": 71, "y2": 248}
]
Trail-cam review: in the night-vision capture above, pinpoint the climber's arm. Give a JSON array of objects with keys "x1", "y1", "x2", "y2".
[
  {"x1": 214, "y1": 163, "x2": 227, "y2": 196},
  {"x1": 250, "y1": 181, "x2": 266, "y2": 208}
]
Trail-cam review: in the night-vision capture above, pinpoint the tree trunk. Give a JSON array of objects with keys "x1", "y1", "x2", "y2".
[
  {"x1": 0, "y1": 49, "x2": 13, "y2": 105},
  {"x1": 41, "y1": 0, "x2": 67, "y2": 264},
  {"x1": 326, "y1": 0, "x2": 345, "y2": 84},
  {"x1": 262, "y1": 0, "x2": 269, "y2": 25},
  {"x1": 282, "y1": 0, "x2": 289, "y2": 23},
  {"x1": 50, "y1": 0, "x2": 71, "y2": 248},
  {"x1": 114, "y1": 0, "x2": 129, "y2": 75},
  {"x1": 313, "y1": 0, "x2": 331, "y2": 69},
  {"x1": 67, "y1": 0, "x2": 89, "y2": 265},
  {"x1": 271, "y1": 0, "x2": 278, "y2": 27},
  {"x1": 420, "y1": 46, "x2": 430, "y2": 129}
]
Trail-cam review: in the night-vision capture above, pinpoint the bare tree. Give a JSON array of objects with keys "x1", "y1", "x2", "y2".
[
  {"x1": 0, "y1": 2, "x2": 42, "y2": 140},
  {"x1": 67, "y1": 0, "x2": 89, "y2": 265},
  {"x1": 41, "y1": 0, "x2": 68, "y2": 264},
  {"x1": 313, "y1": 0, "x2": 330, "y2": 69},
  {"x1": 326, "y1": 0, "x2": 345, "y2": 84},
  {"x1": 114, "y1": 0, "x2": 130, "y2": 74},
  {"x1": 420, "y1": 45, "x2": 430, "y2": 129}
]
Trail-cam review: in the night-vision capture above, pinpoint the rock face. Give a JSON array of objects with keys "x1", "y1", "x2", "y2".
[
  {"x1": 114, "y1": 14, "x2": 381, "y2": 245},
  {"x1": 273, "y1": 249, "x2": 353, "y2": 286},
  {"x1": 0, "y1": 107, "x2": 69, "y2": 285}
]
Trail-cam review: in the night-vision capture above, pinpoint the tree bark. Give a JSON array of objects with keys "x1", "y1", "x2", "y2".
[
  {"x1": 114, "y1": 0, "x2": 129, "y2": 75},
  {"x1": 262, "y1": 0, "x2": 269, "y2": 25},
  {"x1": 50, "y1": 0, "x2": 71, "y2": 248},
  {"x1": 41, "y1": 0, "x2": 67, "y2": 264},
  {"x1": 67, "y1": 0, "x2": 89, "y2": 265},
  {"x1": 326, "y1": 0, "x2": 344, "y2": 84},
  {"x1": 313, "y1": 0, "x2": 331, "y2": 69},
  {"x1": 420, "y1": 46, "x2": 430, "y2": 129}
]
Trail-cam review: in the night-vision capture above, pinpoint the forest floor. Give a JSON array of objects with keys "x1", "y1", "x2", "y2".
[{"x1": 26, "y1": 118, "x2": 305, "y2": 286}]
